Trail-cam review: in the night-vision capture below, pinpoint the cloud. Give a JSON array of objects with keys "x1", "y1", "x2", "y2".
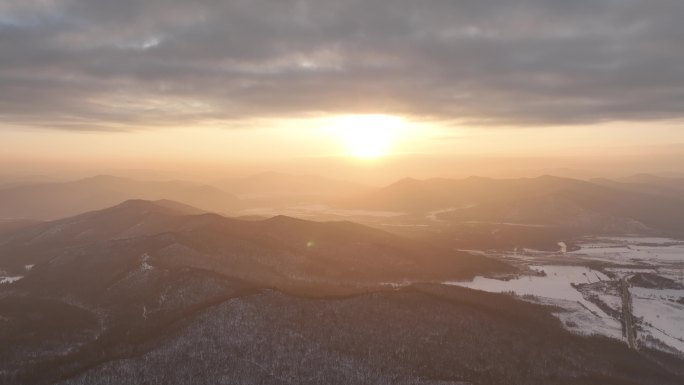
[{"x1": 0, "y1": 0, "x2": 683, "y2": 130}]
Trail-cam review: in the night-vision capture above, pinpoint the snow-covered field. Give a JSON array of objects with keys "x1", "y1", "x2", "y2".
[
  {"x1": 448, "y1": 236, "x2": 684, "y2": 354},
  {"x1": 571, "y1": 236, "x2": 684, "y2": 264},
  {"x1": 446, "y1": 265, "x2": 624, "y2": 341},
  {"x1": 450, "y1": 265, "x2": 606, "y2": 304},
  {"x1": 631, "y1": 287, "x2": 684, "y2": 353},
  {"x1": 540, "y1": 297, "x2": 624, "y2": 340}
]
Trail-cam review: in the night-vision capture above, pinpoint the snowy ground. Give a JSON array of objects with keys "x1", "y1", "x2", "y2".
[
  {"x1": 446, "y1": 265, "x2": 624, "y2": 341},
  {"x1": 447, "y1": 236, "x2": 684, "y2": 355},
  {"x1": 631, "y1": 287, "x2": 684, "y2": 353},
  {"x1": 574, "y1": 237, "x2": 684, "y2": 353},
  {"x1": 570, "y1": 236, "x2": 684, "y2": 264}
]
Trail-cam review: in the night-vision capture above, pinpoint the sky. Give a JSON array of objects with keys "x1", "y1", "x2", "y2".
[{"x1": 1, "y1": 0, "x2": 683, "y2": 180}]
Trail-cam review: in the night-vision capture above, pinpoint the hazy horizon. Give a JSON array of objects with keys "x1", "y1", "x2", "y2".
[{"x1": 3, "y1": 146, "x2": 684, "y2": 186}]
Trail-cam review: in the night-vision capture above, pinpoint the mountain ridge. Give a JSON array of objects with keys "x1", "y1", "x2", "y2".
[
  {"x1": 0, "y1": 176, "x2": 240, "y2": 220},
  {"x1": 339, "y1": 175, "x2": 684, "y2": 235}
]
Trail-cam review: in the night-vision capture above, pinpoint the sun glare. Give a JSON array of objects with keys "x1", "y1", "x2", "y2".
[{"x1": 327, "y1": 114, "x2": 405, "y2": 158}]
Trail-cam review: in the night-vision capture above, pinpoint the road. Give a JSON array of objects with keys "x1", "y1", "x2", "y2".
[{"x1": 620, "y1": 277, "x2": 637, "y2": 350}]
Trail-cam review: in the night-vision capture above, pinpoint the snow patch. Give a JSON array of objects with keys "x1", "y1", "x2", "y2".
[
  {"x1": 141, "y1": 253, "x2": 153, "y2": 271},
  {"x1": 0, "y1": 276, "x2": 23, "y2": 284},
  {"x1": 558, "y1": 242, "x2": 567, "y2": 254}
]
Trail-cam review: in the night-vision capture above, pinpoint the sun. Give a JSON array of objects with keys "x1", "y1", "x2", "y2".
[{"x1": 327, "y1": 114, "x2": 405, "y2": 158}]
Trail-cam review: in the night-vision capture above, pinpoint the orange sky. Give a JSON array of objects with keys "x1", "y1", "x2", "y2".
[{"x1": 2, "y1": 116, "x2": 684, "y2": 184}]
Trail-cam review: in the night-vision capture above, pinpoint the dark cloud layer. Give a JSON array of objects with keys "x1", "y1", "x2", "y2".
[{"x1": 0, "y1": 0, "x2": 683, "y2": 130}]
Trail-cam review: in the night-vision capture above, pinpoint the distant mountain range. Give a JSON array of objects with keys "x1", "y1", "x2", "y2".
[
  {"x1": 0, "y1": 175, "x2": 239, "y2": 220},
  {"x1": 340, "y1": 175, "x2": 684, "y2": 235},
  {"x1": 4, "y1": 172, "x2": 684, "y2": 236},
  {"x1": 220, "y1": 171, "x2": 368, "y2": 205},
  {"x1": 592, "y1": 174, "x2": 684, "y2": 199},
  {"x1": 0, "y1": 172, "x2": 373, "y2": 220}
]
